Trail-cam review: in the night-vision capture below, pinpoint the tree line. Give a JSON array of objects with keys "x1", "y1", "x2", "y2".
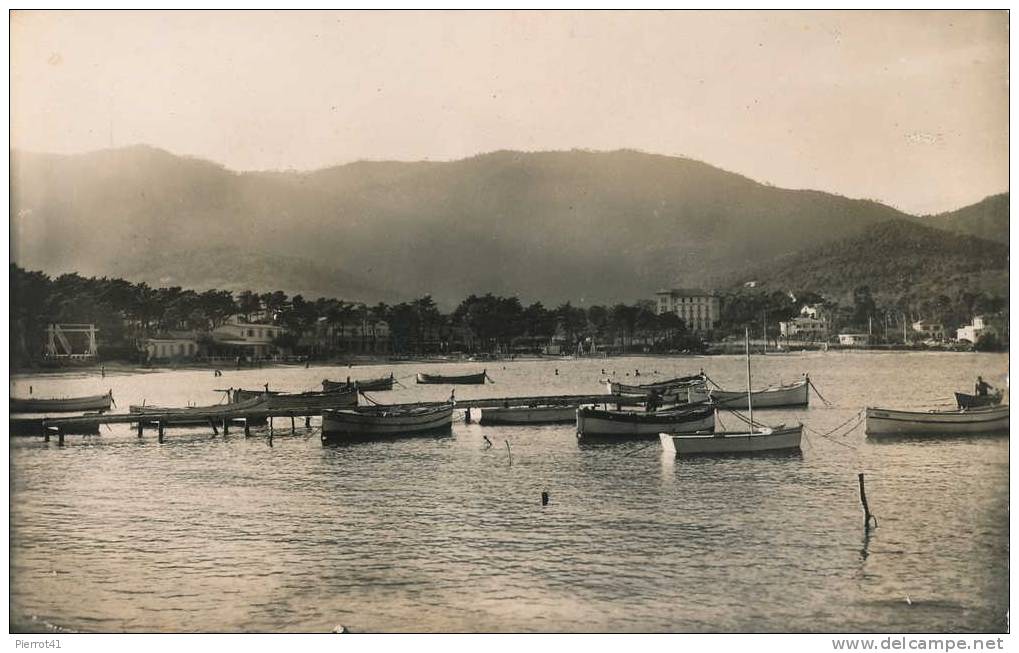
[{"x1": 10, "y1": 265, "x2": 701, "y2": 365}]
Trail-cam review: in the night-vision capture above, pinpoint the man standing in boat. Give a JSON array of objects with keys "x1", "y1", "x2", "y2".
[{"x1": 975, "y1": 376, "x2": 994, "y2": 397}]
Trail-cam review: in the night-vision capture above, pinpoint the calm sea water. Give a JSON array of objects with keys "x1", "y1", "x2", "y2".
[{"x1": 9, "y1": 352, "x2": 1009, "y2": 633}]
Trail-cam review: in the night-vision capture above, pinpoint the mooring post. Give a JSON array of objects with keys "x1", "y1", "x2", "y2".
[
  {"x1": 243, "y1": 419, "x2": 251, "y2": 437},
  {"x1": 858, "y1": 473, "x2": 877, "y2": 531},
  {"x1": 57, "y1": 429, "x2": 65, "y2": 446},
  {"x1": 464, "y1": 408, "x2": 472, "y2": 424},
  {"x1": 208, "y1": 418, "x2": 218, "y2": 435},
  {"x1": 137, "y1": 420, "x2": 144, "y2": 437},
  {"x1": 305, "y1": 416, "x2": 311, "y2": 428},
  {"x1": 541, "y1": 491, "x2": 549, "y2": 506},
  {"x1": 290, "y1": 415, "x2": 296, "y2": 434},
  {"x1": 222, "y1": 417, "x2": 229, "y2": 435},
  {"x1": 157, "y1": 421, "x2": 165, "y2": 444},
  {"x1": 505, "y1": 439, "x2": 512, "y2": 466},
  {"x1": 44, "y1": 428, "x2": 50, "y2": 443}
]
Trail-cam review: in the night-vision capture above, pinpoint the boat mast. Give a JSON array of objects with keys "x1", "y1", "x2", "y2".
[{"x1": 745, "y1": 326, "x2": 753, "y2": 429}]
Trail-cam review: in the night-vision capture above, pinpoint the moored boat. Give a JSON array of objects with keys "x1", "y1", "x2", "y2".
[
  {"x1": 129, "y1": 395, "x2": 269, "y2": 426},
  {"x1": 479, "y1": 404, "x2": 577, "y2": 425},
  {"x1": 416, "y1": 370, "x2": 488, "y2": 385},
  {"x1": 865, "y1": 404, "x2": 1009, "y2": 437},
  {"x1": 688, "y1": 378, "x2": 809, "y2": 409},
  {"x1": 576, "y1": 405, "x2": 715, "y2": 439},
  {"x1": 660, "y1": 424, "x2": 803, "y2": 456},
  {"x1": 955, "y1": 391, "x2": 1003, "y2": 409},
  {"x1": 607, "y1": 374, "x2": 705, "y2": 396},
  {"x1": 11, "y1": 391, "x2": 113, "y2": 414},
  {"x1": 322, "y1": 374, "x2": 395, "y2": 392},
  {"x1": 265, "y1": 388, "x2": 359, "y2": 410},
  {"x1": 321, "y1": 402, "x2": 455, "y2": 440}
]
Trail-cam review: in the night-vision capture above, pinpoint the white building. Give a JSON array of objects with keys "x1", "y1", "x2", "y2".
[
  {"x1": 654, "y1": 288, "x2": 720, "y2": 333},
  {"x1": 142, "y1": 332, "x2": 199, "y2": 361},
  {"x1": 211, "y1": 315, "x2": 287, "y2": 358},
  {"x1": 780, "y1": 316, "x2": 828, "y2": 340},
  {"x1": 912, "y1": 320, "x2": 945, "y2": 341},
  {"x1": 838, "y1": 333, "x2": 871, "y2": 346},
  {"x1": 957, "y1": 316, "x2": 993, "y2": 344}
]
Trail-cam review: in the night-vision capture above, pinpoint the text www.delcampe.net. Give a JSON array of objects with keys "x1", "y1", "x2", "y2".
[{"x1": 833, "y1": 638, "x2": 1005, "y2": 651}]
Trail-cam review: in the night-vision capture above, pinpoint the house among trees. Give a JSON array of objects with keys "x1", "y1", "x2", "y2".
[
  {"x1": 912, "y1": 319, "x2": 946, "y2": 341},
  {"x1": 779, "y1": 304, "x2": 829, "y2": 341},
  {"x1": 838, "y1": 333, "x2": 871, "y2": 347},
  {"x1": 956, "y1": 315, "x2": 1000, "y2": 344},
  {"x1": 211, "y1": 315, "x2": 288, "y2": 359},
  {"x1": 141, "y1": 331, "x2": 200, "y2": 361}
]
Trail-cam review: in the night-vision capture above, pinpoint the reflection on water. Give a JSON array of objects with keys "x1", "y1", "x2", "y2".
[{"x1": 10, "y1": 352, "x2": 1009, "y2": 633}]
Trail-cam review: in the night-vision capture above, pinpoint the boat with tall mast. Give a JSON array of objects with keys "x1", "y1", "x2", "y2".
[{"x1": 661, "y1": 329, "x2": 803, "y2": 456}]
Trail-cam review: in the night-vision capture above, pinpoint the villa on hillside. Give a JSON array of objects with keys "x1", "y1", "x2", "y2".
[{"x1": 211, "y1": 315, "x2": 287, "y2": 359}]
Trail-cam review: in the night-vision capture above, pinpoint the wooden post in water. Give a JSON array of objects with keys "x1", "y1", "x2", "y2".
[
  {"x1": 157, "y1": 421, "x2": 165, "y2": 444},
  {"x1": 222, "y1": 417, "x2": 229, "y2": 435},
  {"x1": 858, "y1": 473, "x2": 877, "y2": 531},
  {"x1": 57, "y1": 429, "x2": 65, "y2": 446},
  {"x1": 305, "y1": 416, "x2": 311, "y2": 428},
  {"x1": 137, "y1": 420, "x2": 144, "y2": 438},
  {"x1": 243, "y1": 419, "x2": 251, "y2": 437},
  {"x1": 290, "y1": 415, "x2": 296, "y2": 434},
  {"x1": 208, "y1": 418, "x2": 218, "y2": 435},
  {"x1": 44, "y1": 428, "x2": 50, "y2": 443},
  {"x1": 505, "y1": 439, "x2": 512, "y2": 466}
]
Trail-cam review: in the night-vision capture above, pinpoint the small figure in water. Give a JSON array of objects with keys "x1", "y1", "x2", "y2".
[
  {"x1": 975, "y1": 376, "x2": 994, "y2": 396},
  {"x1": 101, "y1": 365, "x2": 106, "y2": 378},
  {"x1": 635, "y1": 369, "x2": 640, "y2": 377}
]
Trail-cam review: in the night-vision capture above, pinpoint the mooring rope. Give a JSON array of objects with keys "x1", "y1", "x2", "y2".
[
  {"x1": 701, "y1": 372, "x2": 724, "y2": 390},
  {"x1": 807, "y1": 377, "x2": 834, "y2": 407}
]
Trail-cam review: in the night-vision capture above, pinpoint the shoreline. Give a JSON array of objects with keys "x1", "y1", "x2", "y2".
[{"x1": 9, "y1": 346, "x2": 1004, "y2": 379}]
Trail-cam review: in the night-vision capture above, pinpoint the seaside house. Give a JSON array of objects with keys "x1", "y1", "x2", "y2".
[
  {"x1": 141, "y1": 331, "x2": 200, "y2": 362},
  {"x1": 654, "y1": 288, "x2": 720, "y2": 334},
  {"x1": 912, "y1": 320, "x2": 945, "y2": 341},
  {"x1": 780, "y1": 305, "x2": 829, "y2": 341},
  {"x1": 956, "y1": 315, "x2": 997, "y2": 344},
  {"x1": 837, "y1": 333, "x2": 871, "y2": 347},
  {"x1": 211, "y1": 315, "x2": 287, "y2": 359}
]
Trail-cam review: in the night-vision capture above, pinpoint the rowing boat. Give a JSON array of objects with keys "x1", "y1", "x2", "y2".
[
  {"x1": 576, "y1": 405, "x2": 715, "y2": 439},
  {"x1": 955, "y1": 391, "x2": 1003, "y2": 410},
  {"x1": 129, "y1": 395, "x2": 269, "y2": 426},
  {"x1": 416, "y1": 370, "x2": 488, "y2": 385},
  {"x1": 688, "y1": 378, "x2": 809, "y2": 409},
  {"x1": 660, "y1": 424, "x2": 803, "y2": 456},
  {"x1": 322, "y1": 374, "x2": 395, "y2": 392},
  {"x1": 265, "y1": 388, "x2": 359, "y2": 410},
  {"x1": 321, "y1": 402, "x2": 454, "y2": 440},
  {"x1": 11, "y1": 391, "x2": 113, "y2": 414},
  {"x1": 865, "y1": 404, "x2": 1009, "y2": 437},
  {"x1": 479, "y1": 404, "x2": 577, "y2": 425},
  {"x1": 607, "y1": 374, "x2": 706, "y2": 396}
]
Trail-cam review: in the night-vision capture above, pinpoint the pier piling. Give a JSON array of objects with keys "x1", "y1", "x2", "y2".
[
  {"x1": 244, "y1": 420, "x2": 251, "y2": 437},
  {"x1": 290, "y1": 416, "x2": 296, "y2": 434},
  {"x1": 137, "y1": 421, "x2": 144, "y2": 438},
  {"x1": 208, "y1": 419, "x2": 218, "y2": 436},
  {"x1": 157, "y1": 421, "x2": 165, "y2": 443},
  {"x1": 858, "y1": 473, "x2": 877, "y2": 531},
  {"x1": 305, "y1": 416, "x2": 311, "y2": 428},
  {"x1": 222, "y1": 418, "x2": 229, "y2": 435}
]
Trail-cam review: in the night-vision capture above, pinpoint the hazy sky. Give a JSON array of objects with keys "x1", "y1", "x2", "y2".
[{"x1": 10, "y1": 10, "x2": 1008, "y2": 214}]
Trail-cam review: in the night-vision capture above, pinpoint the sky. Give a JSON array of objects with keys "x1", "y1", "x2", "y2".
[{"x1": 10, "y1": 10, "x2": 1009, "y2": 215}]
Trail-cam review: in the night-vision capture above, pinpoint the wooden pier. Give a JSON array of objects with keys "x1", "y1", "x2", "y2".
[{"x1": 33, "y1": 393, "x2": 649, "y2": 445}]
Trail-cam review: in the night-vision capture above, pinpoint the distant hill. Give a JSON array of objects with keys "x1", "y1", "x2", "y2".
[
  {"x1": 734, "y1": 219, "x2": 1009, "y2": 303},
  {"x1": 913, "y1": 193, "x2": 1009, "y2": 244},
  {"x1": 9, "y1": 145, "x2": 1002, "y2": 306}
]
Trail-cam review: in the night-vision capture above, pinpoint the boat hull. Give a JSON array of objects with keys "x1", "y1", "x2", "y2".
[
  {"x1": 955, "y1": 392, "x2": 1002, "y2": 409},
  {"x1": 660, "y1": 425, "x2": 803, "y2": 456},
  {"x1": 607, "y1": 375, "x2": 705, "y2": 396},
  {"x1": 322, "y1": 403, "x2": 454, "y2": 439},
  {"x1": 689, "y1": 380, "x2": 809, "y2": 409},
  {"x1": 576, "y1": 406, "x2": 715, "y2": 439},
  {"x1": 479, "y1": 405, "x2": 577, "y2": 425},
  {"x1": 11, "y1": 393, "x2": 112, "y2": 414},
  {"x1": 865, "y1": 405, "x2": 1009, "y2": 437},
  {"x1": 129, "y1": 395, "x2": 270, "y2": 426},
  {"x1": 322, "y1": 376, "x2": 394, "y2": 392},
  {"x1": 416, "y1": 371, "x2": 487, "y2": 385}
]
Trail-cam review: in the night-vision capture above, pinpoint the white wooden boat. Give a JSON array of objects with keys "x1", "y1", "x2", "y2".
[
  {"x1": 11, "y1": 391, "x2": 113, "y2": 414},
  {"x1": 321, "y1": 402, "x2": 454, "y2": 440},
  {"x1": 479, "y1": 405, "x2": 577, "y2": 425},
  {"x1": 688, "y1": 378, "x2": 809, "y2": 408},
  {"x1": 865, "y1": 404, "x2": 1009, "y2": 437},
  {"x1": 129, "y1": 395, "x2": 269, "y2": 426},
  {"x1": 660, "y1": 424, "x2": 803, "y2": 456},
  {"x1": 416, "y1": 370, "x2": 488, "y2": 385},
  {"x1": 576, "y1": 405, "x2": 715, "y2": 439},
  {"x1": 607, "y1": 374, "x2": 706, "y2": 396},
  {"x1": 322, "y1": 374, "x2": 394, "y2": 392},
  {"x1": 663, "y1": 329, "x2": 803, "y2": 456}
]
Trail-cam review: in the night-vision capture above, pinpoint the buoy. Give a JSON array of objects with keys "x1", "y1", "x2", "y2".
[{"x1": 541, "y1": 491, "x2": 549, "y2": 506}]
